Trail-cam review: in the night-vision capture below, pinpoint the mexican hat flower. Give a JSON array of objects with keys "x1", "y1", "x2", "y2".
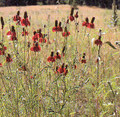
[
  {"x1": 32, "y1": 31, "x2": 39, "y2": 42},
  {"x1": 47, "y1": 52, "x2": 55, "y2": 62},
  {"x1": 21, "y1": 11, "x2": 30, "y2": 27},
  {"x1": 6, "y1": 54, "x2": 13, "y2": 63},
  {"x1": 74, "y1": 11, "x2": 78, "y2": 18},
  {"x1": 81, "y1": 53, "x2": 86, "y2": 63},
  {"x1": 0, "y1": 43, "x2": 7, "y2": 55},
  {"x1": 94, "y1": 36, "x2": 102, "y2": 46},
  {"x1": 13, "y1": 11, "x2": 21, "y2": 25},
  {"x1": 62, "y1": 27, "x2": 70, "y2": 37},
  {"x1": 52, "y1": 20, "x2": 58, "y2": 32},
  {"x1": 69, "y1": 8, "x2": 74, "y2": 21},
  {"x1": 54, "y1": 51, "x2": 61, "y2": 60},
  {"x1": 30, "y1": 42, "x2": 41, "y2": 52},
  {"x1": 82, "y1": 17, "x2": 89, "y2": 27},
  {"x1": 87, "y1": 17, "x2": 95, "y2": 29}
]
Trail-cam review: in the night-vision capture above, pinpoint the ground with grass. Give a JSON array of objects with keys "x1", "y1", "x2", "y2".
[{"x1": 0, "y1": 5, "x2": 120, "y2": 117}]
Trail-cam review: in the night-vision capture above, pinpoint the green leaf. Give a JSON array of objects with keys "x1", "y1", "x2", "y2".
[{"x1": 105, "y1": 41, "x2": 116, "y2": 49}]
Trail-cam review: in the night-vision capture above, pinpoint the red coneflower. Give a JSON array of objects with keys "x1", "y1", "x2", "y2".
[
  {"x1": 52, "y1": 20, "x2": 58, "y2": 32},
  {"x1": 82, "y1": 17, "x2": 89, "y2": 27},
  {"x1": 10, "y1": 26, "x2": 17, "y2": 41},
  {"x1": 13, "y1": 11, "x2": 21, "y2": 21},
  {"x1": 39, "y1": 37, "x2": 47, "y2": 43},
  {"x1": 47, "y1": 52, "x2": 55, "y2": 62},
  {"x1": 66, "y1": 19, "x2": 69, "y2": 24},
  {"x1": 31, "y1": 74, "x2": 36, "y2": 79},
  {"x1": 7, "y1": 26, "x2": 17, "y2": 40},
  {"x1": 7, "y1": 30, "x2": 12, "y2": 36},
  {"x1": 13, "y1": 11, "x2": 21, "y2": 25},
  {"x1": 30, "y1": 76, "x2": 33, "y2": 79},
  {"x1": 11, "y1": 33, "x2": 17, "y2": 41},
  {"x1": 21, "y1": 65, "x2": 27, "y2": 71},
  {"x1": 32, "y1": 31, "x2": 39, "y2": 41},
  {"x1": 92, "y1": 83, "x2": 95, "y2": 87},
  {"x1": 87, "y1": 17, "x2": 95, "y2": 29},
  {"x1": 37, "y1": 29, "x2": 43, "y2": 38},
  {"x1": 57, "y1": 63, "x2": 66, "y2": 74},
  {"x1": 21, "y1": 11, "x2": 30, "y2": 27},
  {"x1": 54, "y1": 51, "x2": 61, "y2": 60},
  {"x1": 22, "y1": 28, "x2": 28, "y2": 36},
  {"x1": 6, "y1": 54, "x2": 13, "y2": 63},
  {"x1": 69, "y1": 8, "x2": 74, "y2": 21},
  {"x1": 28, "y1": 41, "x2": 31, "y2": 48},
  {"x1": 0, "y1": 63, "x2": 2, "y2": 67},
  {"x1": 94, "y1": 36, "x2": 102, "y2": 46},
  {"x1": 64, "y1": 64, "x2": 68, "y2": 76},
  {"x1": 55, "y1": 66, "x2": 59, "y2": 74},
  {"x1": 19, "y1": 65, "x2": 27, "y2": 71},
  {"x1": 0, "y1": 49, "x2": 5, "y2": 55},
  {"x1": 62, "y1": 27, "x2": 70, "y2": 37},
  {"x1": 74, "y1": 11, "x2": 78, "y2": 18},
  {"x1": 81, "y1": 53, "x2": 86, "y2": 63},
  {"x1": 30, "y1": 42, "x2": 41, "y2": 52},
  {"x1": 69, "y1": 16, "x2": 74, "y2": 21},
  {"x1": 74, "y1": 65, "x2": 77, "y2": 69},
  {"x1": 21, "y1": 18, "x2": 30, "y2": 27},
  {"x1": 0, "y1": 43, "x2": 7, "y2": 55},
  {"x1": 96, "y1": 57, "x2": 100, "y2": 63},
  {"x1": 57, "y1": 22, "x2": 63, "y2": 32}
]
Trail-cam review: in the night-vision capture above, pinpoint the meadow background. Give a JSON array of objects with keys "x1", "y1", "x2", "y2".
[{"x1": 0, "y1": 4, "x2": 120, "y2": 117}]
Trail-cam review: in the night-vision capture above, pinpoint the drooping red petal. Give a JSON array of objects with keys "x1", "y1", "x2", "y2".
[
  {"x1": 52, "y1": 27, "x2": 58, "y2": 32},
  {"x1": 57, "y1": 26, "x2": 63, "y2": 32},
  {"x1": 6, "y1": 57, "x2": 13, "y2": 63},
  {"x1": 7, "y1": 31, "x2": 12, "y2": 36},
  {"x1": 32, "y1": 33, "x2": 39, "y2": 41},
  {"x1": 21, "y1": 18, "x2": 30, "y2": 27},
  {"x1": 47, "y1": 56, "x2": 55, "y2": 62},
  {"x1": 57, "y1": 67, "x2": 66, "y2": 74},
  {"x1": 30, "y1": 46, "x2": 41, "y2": 52},
  {"x1": 62, "y1": 32, "x2": 70, "y2": 37},
  {"x1": 0, "y1": 63, "x2": 2, "y2": 67},
  {"x1": 81, "y1": 59, "x2": 86, "y2": 63},
  {"x1": 22, "y1": 31, "x2": 29, "y2": 36},
  {"x1": 69, "y1": 16, "x2": 74, "y2": 21},
  {"x1": 54, "y1": 55, "x2": 61, "y2": 60},
  {"x1": 94, "y1": 39, "x2": 102, "y2": 46},
  {"x1": 39, "y1": 38, "x2": 47, "y2": 43},
  {"x1": 82, "y1": 22, "x2": 89, "y2": 27},
  {"x1": 87, "y1": 23, "x2": 95, "y2": 29},
  {"x1": 13, "y1": 15, "x2": 21, "y2": 22}
]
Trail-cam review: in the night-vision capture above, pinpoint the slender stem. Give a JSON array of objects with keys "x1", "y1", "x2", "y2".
[
  {"x1": 108, "y1": 82, "x2": 118, "y2": 117},
  {"x1": 119, "y1": 49, "x2": 120, "y2": 73},
  {"x1": 55, "y1": 32, "x2": 58, "y2": 52},
  {"x1": 97, "y1": 45, "x2": 101, "y2": 87},
  {"x1": 1, "y1": 29, "x2": 3, "y2": 42},
  {"x1": 83, "y1": 27, "x2": 86, "y2": 40},
  {"x1": 96, "y1": 45, "x2": 101, "y2": 117}
]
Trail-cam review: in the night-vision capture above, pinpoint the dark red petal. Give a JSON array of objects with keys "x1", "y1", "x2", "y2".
[
  {"x1": 7, "y1": 31, "x2": 12, "y2": 35},
  {"x1": 69, "y1": 16, "x2": 74, "y2": 21}
]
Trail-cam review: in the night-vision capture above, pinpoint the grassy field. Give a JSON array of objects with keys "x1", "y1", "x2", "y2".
[{"x1": 0, "y1": 5, "x2": 120, "y2": 117}]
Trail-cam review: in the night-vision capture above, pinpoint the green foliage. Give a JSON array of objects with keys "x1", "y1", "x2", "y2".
[
  {"x1": 0, "y1": 0, "x2": 5, "y2": 6},
  {"x1": 105, "y1": 41, "x2": 116, "y2": 49}
]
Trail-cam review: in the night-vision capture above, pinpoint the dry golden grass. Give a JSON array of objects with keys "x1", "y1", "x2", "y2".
[{"x1": 0, "y1": 5, "x2": 120, "y2": 41}]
